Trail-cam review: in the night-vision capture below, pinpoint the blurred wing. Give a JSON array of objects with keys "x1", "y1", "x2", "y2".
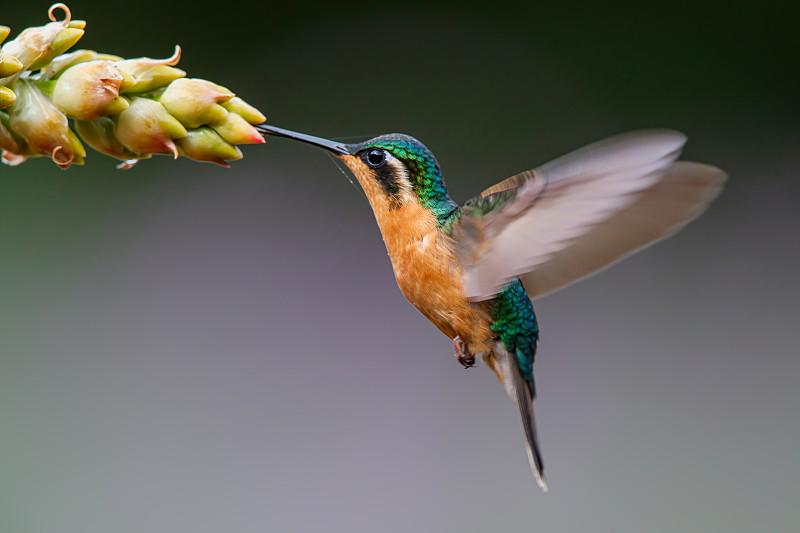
[
  {"x1": 517, "y1": 162, "x2": 725, "y2": 298},
  {"x1": 453, "y1": 130, "x2": 726, "y2": 300}
]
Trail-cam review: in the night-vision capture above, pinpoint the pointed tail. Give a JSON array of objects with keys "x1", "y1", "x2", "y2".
[{"x1": 502, "y1": 347, "x2": 548, "y2": 491}]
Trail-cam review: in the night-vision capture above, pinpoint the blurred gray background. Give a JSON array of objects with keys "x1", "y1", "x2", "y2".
[{"x1": 1, "y1": 1, "x2": 798, "y2": 531}]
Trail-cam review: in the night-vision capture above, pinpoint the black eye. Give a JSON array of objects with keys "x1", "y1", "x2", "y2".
[{"x1": 365, "y1": 148, "x2": 386, "y2": 168}]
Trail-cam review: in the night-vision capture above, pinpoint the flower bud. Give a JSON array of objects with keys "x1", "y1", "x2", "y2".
[
  {"x1": 0, "y1": 53, "x2": 23, "y2": 77},
  {"x1": 114, "y1": 96, "x2": 186, "y2": 157},
  {"x1": 42, "y1": 49, "x2": 123, "y2": 80},
  {"x1": 27, "y1": 27, "x2": 85, "y2": 71},
  {"x1": 177, "y1": 127, "x2": 242, "y2": 167},
  {"x1": 0, "y1": 86, "x2": 16, "y2": 110},
  {"x1": 221, "y1": 96, "x2": 266, "y2": 124},
  {"x1": 53, "y1": 60, "x2": 128, "y2": 120},
  {"x1": 0, "y1": 26, "x2": 10, "y2": 45},
  {"x1": 0, "y1": 4, "x2": 74, "y2": 85},
  {"x1": 7, "y1": 79, "x2": 85, "y2": 168},
  {"x1": 115, "y1": 46, "x2": 185, "y2": 93},
  {"x1": 159, "y1": 78, "x2": 233, "y2": 128},
  {"x1": 210, "y1": 112, "x2": 264, "y2": 145},
  {"x1": 74, "y1": 116, "x2": 146, "y2": 162}
]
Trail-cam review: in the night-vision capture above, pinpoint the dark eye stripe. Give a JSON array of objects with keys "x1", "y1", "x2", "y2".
[{"x1": 359, "y1": 149, "x2": 401, "y2": 205}]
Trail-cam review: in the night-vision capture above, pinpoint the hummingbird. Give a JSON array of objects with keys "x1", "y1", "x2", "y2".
[{"x1": 256, "y1": 124, "x2": 726, "y2": 491}]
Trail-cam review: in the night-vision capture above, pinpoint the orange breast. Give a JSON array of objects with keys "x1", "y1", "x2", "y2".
[
  {"x1": 388, "y1": 223, "x2": 493, "y2": 354},
  {"x1": 340, "y1": 155, "x2": 493, "y2": 354}
]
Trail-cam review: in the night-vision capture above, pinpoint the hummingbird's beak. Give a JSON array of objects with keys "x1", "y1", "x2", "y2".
[{"x1": 256, "y1": 124, "x2": 350, "y2": 155}]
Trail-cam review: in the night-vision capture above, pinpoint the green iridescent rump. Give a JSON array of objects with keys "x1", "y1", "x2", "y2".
[{"x1": 491, "y1": 279, "x2": 539, "y2": 392}]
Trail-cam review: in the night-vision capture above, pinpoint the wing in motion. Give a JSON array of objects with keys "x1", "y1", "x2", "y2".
[{"x1": 453, "y1": 130, "x2": 726, "y2": 300}]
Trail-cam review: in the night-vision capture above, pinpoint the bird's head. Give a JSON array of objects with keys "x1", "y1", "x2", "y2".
[{"x1": 257, "y1": 125, "x2": 457, "y2": 218}]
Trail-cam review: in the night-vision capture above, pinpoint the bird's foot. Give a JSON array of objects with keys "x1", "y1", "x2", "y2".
[{"x1": 453, "y1": 336, "x2": 475, "y2": 368}]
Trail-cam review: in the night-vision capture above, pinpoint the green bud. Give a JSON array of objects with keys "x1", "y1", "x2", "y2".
[
  {"x1": 114, "y1": 96, "x2": 187, "y2": 157},
  {"x1": 0, "y1": 26, "x2": 10, "y2": 45},
  {"x1": 210, "y1": 112, "x2": 264, "y2": 145},
  {"x1": 116, "y1": 46, "x2": 186, "y2": 93},
  {"x1": 53, "y1": 60, "x2": 128, "y2": 120},
  {"x1": 0, "y1": 53, "x2": 24, "y2": 77},
  {"x1": 7, "y1": 79, "x2": 85, "y2": 168},
  {"x1": 74, "y1": 116, "x2": 145, "y2": 162},
  {"x1": 177, "y1": 127, "x2": 242, "y2": 167},
  {"x1": 68, "y1": 20, "x2": 87, "y2": 30},
  {"x1": 0, "y1": 86, "x2": 16, "y2": 109},
  {"x1": 27, "y1": 27, "x2": 85, "y2": 71},
  {"x1": 221, "y1": 96, "x2": 266, "y2": 124},
  {"x1": 160, "y1": 78, "x2": 233, "y2": 128}
]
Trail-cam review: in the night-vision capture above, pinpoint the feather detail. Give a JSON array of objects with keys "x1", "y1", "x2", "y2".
[
  {"x1": 453, "y1": 130, "x2": 725, "y2": 300},
  {"x1": 519, "y1": 161, "x2": 725, "y2": 298}
]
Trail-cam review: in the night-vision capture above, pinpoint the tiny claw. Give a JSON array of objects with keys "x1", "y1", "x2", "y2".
[{"x1": 453, "y1": 336, "x2": 475, "y2": 368}]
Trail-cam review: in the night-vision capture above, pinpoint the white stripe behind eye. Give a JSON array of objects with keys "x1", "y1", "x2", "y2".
[{"x1": 383, "y1": 152, "x2": 414, "y2": 200}]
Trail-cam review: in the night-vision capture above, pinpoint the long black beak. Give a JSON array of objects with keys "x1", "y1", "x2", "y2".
[{"x1": 256, "y1": 124, "x2": 350, "y2": 155}]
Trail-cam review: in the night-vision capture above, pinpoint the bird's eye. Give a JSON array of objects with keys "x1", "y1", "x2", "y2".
[{"x1": 365, "y1": 148, "x2": 386, "y2": 168}]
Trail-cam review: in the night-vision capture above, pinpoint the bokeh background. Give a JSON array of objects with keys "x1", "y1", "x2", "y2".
[{"x1": 1, "y1": 1, "x2": 798, "y2": 531}]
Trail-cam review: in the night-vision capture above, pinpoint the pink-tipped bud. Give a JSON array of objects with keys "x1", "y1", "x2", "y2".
[
  {"x1": 113, "y1": 96, "x2": 187, "y2": 157},
  {"x1": 7, "y1": 79, "x2": 85, "y2": 168},
  {"x1": 115, "y1": 46, "x2": 186, "y2": 93},
  {"x1": 160, "y1": 78, "x2": 234, "y2": 128},
  {"x1": 53, "y1": 60, "x2": 128, "y2": 120},
  {"x1": 177, "y1": 127, "x2": 242, "y2": 167},
  {"x1": 74, "y1": 116, "x2": 144, "y2": 162},
  {"x1": 221, "y1": 96, "x2": 266, "y2": 124},
  {"x1": 210, "y1": 112, "x2": 264, "y2": 145}
]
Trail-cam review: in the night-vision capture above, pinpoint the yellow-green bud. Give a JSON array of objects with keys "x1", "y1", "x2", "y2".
[
  {"x1": 27, "y1": 27, "x2": 84, "y2": 71},
  {"x1": 0, "y1": 86, "x2": 16, "y2": 109},
  {"x1": 160, "y1": 77, "x2": 233, "y2": 128},
  {"x1": 210, "y1": 111, "x2": 264, "y2": 145},
  {"x1": 53, "y1": 60, "x2": 128, "y2": 120},
  {"x1": 0, "y1": 26, "x2": 10, "y2": 45},
  {"x1": 8, "y1": 79, "x2": 85, "y2": 168},
  {"x1": 177, "y1": 127, "x2": 242, "y2": 167},
  {"x1": 116, "y1": 46, "x2": 185, "y2": 93},
  {"x1": 74, "y1": 116, "x2": 145, "y2": 163},
  {"x1": 42, "y1": 49, "x2": 124, "y2": 80},
  {"x1": 114, "y1": 96, "x2": 186, "y2": 157},
  {"x1": 0, "y1": 53, "x2": 24, "y2": 77},
  {"x1": 221, "y1": 96, "x2": 266, "y2": 124},
  {"x1": 0, "y1": 4, "x2": 73, "y2": 85}
]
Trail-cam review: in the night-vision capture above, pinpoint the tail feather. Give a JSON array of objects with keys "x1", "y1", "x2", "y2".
[{"x1": 492, "y1": 345, "x2": 548, "y2": 491}]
